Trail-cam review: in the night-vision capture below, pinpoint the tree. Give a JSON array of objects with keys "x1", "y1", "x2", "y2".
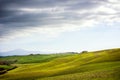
[{"x1": 81, "y1": 51, "x2": 88, "y2": 54}]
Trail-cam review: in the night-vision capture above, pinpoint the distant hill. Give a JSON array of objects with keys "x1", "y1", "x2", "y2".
[{"x1": 0, "y1": 49, "x2": 48, "y2": 56}]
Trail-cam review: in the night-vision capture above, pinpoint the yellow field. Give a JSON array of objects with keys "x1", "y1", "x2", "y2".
[{"x1": 0, "y1": 48, "x2": 120, "y2": 80}]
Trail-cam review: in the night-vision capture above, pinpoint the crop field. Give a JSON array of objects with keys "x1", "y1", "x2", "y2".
[{"x1": 0, "y1": 48, "x2": 120, "y2": 80}]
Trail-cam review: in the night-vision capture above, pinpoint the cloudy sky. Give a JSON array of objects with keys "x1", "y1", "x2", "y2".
[{"x1": 0, "y1": 0, "x2": 120, "y2": 53}]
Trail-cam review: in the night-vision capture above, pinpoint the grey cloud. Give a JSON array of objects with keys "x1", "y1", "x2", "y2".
[{"x1": 0, "y1": 0, "x2": 119, "y2": 40}]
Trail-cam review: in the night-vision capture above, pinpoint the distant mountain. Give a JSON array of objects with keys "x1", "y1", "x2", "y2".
[{"x1": 0, "y1": 49, "x2": 48, "y2": 56}]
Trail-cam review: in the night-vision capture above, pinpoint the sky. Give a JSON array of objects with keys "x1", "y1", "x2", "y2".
[{"x1": 0, "y1": 0, "x2": 120, "y2": 53}]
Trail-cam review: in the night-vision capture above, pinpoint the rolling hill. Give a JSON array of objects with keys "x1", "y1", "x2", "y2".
[{"x1": 0, "y1": 48, "x2": 120, "y2": 80}]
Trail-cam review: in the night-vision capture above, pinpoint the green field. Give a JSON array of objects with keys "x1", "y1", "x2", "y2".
[{"x1": 0, "y1": 48, "x2": 120, "y2": 80}]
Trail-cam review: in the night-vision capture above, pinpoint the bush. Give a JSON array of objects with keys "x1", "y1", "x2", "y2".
[
  {"x1": 81, "y1": 51, "x2": 88, "y2": 54},
  {"x1": 0, "y1": 60, "x2": 18, "y2": 66},
  {"x1": 0, "y1": 70, "x2": 7, "y2": 75},
  {"x1": 0, "y1": 61, "x2": 10, "y2": 66}
]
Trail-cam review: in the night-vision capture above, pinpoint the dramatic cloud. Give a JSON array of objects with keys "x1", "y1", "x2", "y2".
[{"x1": 0, "y1": 0, "x2": 120, "y2": 41}]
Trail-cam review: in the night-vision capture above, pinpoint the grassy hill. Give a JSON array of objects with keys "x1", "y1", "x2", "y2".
[
  {"x1": 0, "y1": 53, "x2": 74, "y2": 64},
  {"x1": 0, "y1": 48, "x2": 120, "y2": 80}
]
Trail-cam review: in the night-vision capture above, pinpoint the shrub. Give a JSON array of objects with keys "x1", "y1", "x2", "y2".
[
  {"x1": 80, "y1": 51, "x2": 88, "y2": 54},
  {"x1": 0, "y1": 70, "x2": 7, "y2": 75},
  {"x1": 0, "y1": 61, "x2": 10, "y2": 66}
]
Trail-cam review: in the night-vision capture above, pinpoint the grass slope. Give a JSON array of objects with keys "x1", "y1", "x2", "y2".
[
  {"x1": 0, "y1": 48, "x2": 120, "y2": 80},
  {"x1": 0, "y1": 53, "x2": 73, "y2": 64}
]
